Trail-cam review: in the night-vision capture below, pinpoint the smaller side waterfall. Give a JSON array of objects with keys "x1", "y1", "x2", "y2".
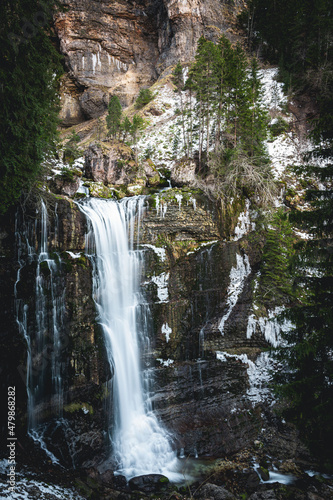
[
  {"x1": 15, "y1": 200, "x2": 65, "y2": 456},
  {"x1": 80, "y1": 197, "x2": 178, "y2": 480}
]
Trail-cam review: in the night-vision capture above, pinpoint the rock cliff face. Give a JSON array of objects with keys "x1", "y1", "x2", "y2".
[
  {"x1": 55, "y1": 0, "x2": 243, "y2": 124},
  {"x1": 0, "y1": 188, "x2": 270, "y2": 466}
]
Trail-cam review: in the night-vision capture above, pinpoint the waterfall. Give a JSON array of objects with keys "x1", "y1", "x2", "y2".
[
  {"x1": 80, "y1": 197, "x2": 178, "y2": 480},
  {"x1": 15, "y1": 200, "x2": 65, "y2": 460}
]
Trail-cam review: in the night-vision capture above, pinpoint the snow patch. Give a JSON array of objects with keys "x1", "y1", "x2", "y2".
[
  {"x1": 66, "y1": 251, "x2": 82, "y2": 259},
  {"x1": 219, "y1": 254, "x2": 251, "y2": 335},
  {"x1": 246, "y1": 307, "x2": 293, "y2": 347},
  {"x1": 157, "y1": 358, "x2": 174, "y2": 367},
  {"x1": 216, "y1": 351, "x2": 277, "y2": 406},
  {"x1": 259, "y1": 68, "x2": 287, "y2": 111},
  {"x1": 151, "y1": 272, "x2": 169, "y2": 303},
  {"x1": 233, "y1": 199, "x2": 256, "y2": 240},
  {"x1": 162, "y1": 322, "x2": 172, "y2": 342},
  {"x1": 141, "y1": 244, "x2": 167, "y2": 262}
]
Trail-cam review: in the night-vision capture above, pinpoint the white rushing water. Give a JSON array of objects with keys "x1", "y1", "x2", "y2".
[{"x1": 79, "y1": 197, "x2": 178, "y2": 480}]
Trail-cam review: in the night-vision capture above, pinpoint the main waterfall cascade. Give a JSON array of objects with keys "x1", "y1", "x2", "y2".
[{"x1": 79, "y1": 197, "x2": 179, "y2": 480}]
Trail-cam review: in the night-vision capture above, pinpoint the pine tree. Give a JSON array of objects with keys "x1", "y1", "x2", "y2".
[
  {"x1": 188, "y1": 37, "x2": 219, "y2": 170},
  {"x1": 240, "y1": 58, "x2": 269, "y2": 159},
  {"x1": 106, "y1": 95, "x2": 122, "y2": 140},
  {"x1": 120, "y1": 116, "x2": 132, "y2": 141},
  {"x1": 0, "y1": 0, "x2": 62, "y2": 214},
  {"x1": 227, "y1": 43, "x2": 248, "y2": 148},
  {"x1": 215, "y1": 35, "x2": 234, "y2": 149},
  {"x1": 258, "y1": 210, "x2": 295, "y2": 305},
  {"x1": 247, "y1": 0, "x2": 333, "y2": 463},
  {"x1": 275, "y1": 154, "x2": 333, "y2": 462}
]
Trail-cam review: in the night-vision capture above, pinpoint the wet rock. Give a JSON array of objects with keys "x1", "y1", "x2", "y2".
[
  {"x1": 79, "y1": 87, "x2": 108, "y2": 119},
  {"x1": 248, "y1": 491, "x2": 278, "y2": 500},
  {"x1": 128, "y1": 474, "x2": 169, "y2": 493},
  {"x1": 196, "y1": 483, "x2": 236, "y2": 499},
  {"x1": 143, "y1": 159, "x2": 162, "y2": 187},
  {"x1": 279, "y1": 459, "x2": 303, "y2": 477},
  {"x1": 112, "y1": 474, "x2": 127, "y2": 489},
  {"x1": 242, "y1": 468, "x2": 261, "y2": 490},
  {"x1": 257, "y1": 466, "x2": 270, "y2": 482}
]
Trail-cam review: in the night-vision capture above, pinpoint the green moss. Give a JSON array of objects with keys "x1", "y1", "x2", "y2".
[
  {"x1": 159, "y1": 477, "x2": 169, "y2": 483},
  {"x1": 76, "y1": 255, "x2": 88, "y2": 269},
  {"x1": 64, "y1": 402, "x2": 94, "y2": 415},
  {"x1": 74, "y1": 192, "x2": 86, "y2": 200}
]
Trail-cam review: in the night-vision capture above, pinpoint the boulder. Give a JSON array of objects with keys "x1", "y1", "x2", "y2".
[
  {"x1": 196, "y1": 483, "x2": 236, "y2": 499},
  {"x1": 171, "y1": 160, "x2": 197, "y2": 188},
  {"x1": 128, "y1": 474, "x2": 169, "y2": 493},
  {"x1": 49, "y1": 173, "x2": 81, "y2": 197}
]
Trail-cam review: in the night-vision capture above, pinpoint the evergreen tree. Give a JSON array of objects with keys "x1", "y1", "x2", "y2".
[
  {"x1": 0, "y1": 0, "x2": 62, "y2": 214},
  {"x1": 258, "y1": 210, "x2": 295, "y2": 305},
  {"x1": 187, "y1": 37, "x2": 219, "y2": 169},
  {"x1": 275, "y1": 154, "x2": 333, "y2": 462},
  {"x1": 120, "y1": 116, "x2": 132, "y2": 141},
  {"x1": 240, "y1": 58, "x2": 269, "y2": 159},
  {"x1": 215, "y1": 35, "x2": 234, "y2": 149},
  {"x1": 227, "y1": 43, "x2": 248, "y2": 148},
  {"x1": 246, "y1": 0, "x2": 333, "y2": 463},
  {"x1": 106, "y1": 95, "x2": 122, "y2": 140},
  {"x1": 135, "y1": 88, "x2": 155, "y2": 109}
]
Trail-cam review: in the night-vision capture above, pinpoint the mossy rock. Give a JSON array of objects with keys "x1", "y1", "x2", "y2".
[
  {"x1": 148, "y1": 172, "x2": 161, "y2": 187},
  {"x1": 64, "y1": 402, "x2": 94, "y2": 415}
]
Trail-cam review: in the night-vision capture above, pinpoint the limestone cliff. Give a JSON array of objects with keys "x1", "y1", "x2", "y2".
[{"x1": 55, "y1": 0, "x2": 244, "y2": 124}]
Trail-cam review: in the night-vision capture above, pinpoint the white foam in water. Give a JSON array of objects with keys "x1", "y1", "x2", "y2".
[
  {"x1": 79, "y1": 197, "x2": 179, "y2": 480},
  {"x1": 0, "y1": 460, "x2": 82, "y2": 499}
]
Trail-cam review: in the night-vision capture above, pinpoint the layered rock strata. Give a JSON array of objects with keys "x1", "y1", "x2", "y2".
[{"x1": 55, "y1": 0, "x2": 243, "y2": 124}]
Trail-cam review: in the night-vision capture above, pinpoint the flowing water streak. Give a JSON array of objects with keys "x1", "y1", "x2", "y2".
[
  {"x1": 80, "y1": 197, "x2": 178, "y2": 480},
  {"x1": 15, "y1": 201, "x2": 65, "y2": 457},
  {"x1": 35, "y1": 200, "x2": 65, "y2": 421}
]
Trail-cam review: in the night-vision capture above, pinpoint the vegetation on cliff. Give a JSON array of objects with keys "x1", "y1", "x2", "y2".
[
  {"x1": 0, "y1": 0, "x2": 62, "y2": 215},
  {"x1": 172, "y1": 36, "x2": 274, "y2": 207},
  {"x1": 243, "y1": 0, "x2": 333, "y2": 462}
]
